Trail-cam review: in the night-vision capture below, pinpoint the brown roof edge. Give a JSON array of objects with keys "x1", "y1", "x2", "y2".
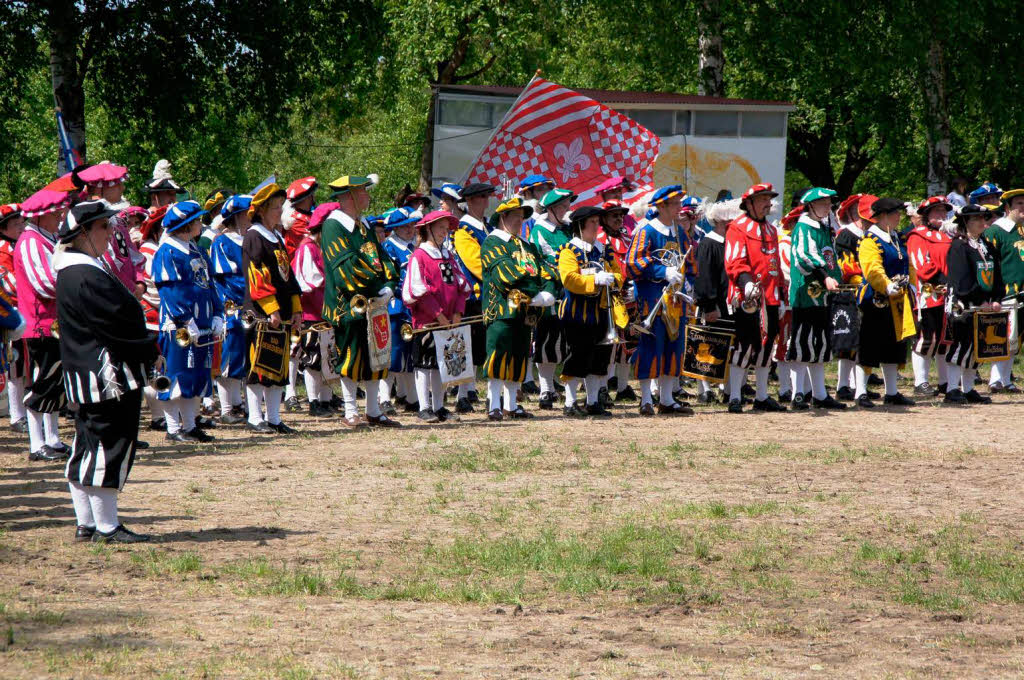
[{"x1": 436, "y1": 83, "x2": 794, "y2": 109}]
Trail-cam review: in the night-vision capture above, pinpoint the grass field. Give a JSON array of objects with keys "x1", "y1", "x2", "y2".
[{"x1": 3, "y1": 378, "x2": 1024, "y2": 678}]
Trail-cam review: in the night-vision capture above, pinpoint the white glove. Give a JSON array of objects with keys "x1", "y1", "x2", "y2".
[
  {"x1": 9, "y1": 316, "x2": 26, "y2": 342},
  {"x1": 593, "y1": 271, "x2": 615, "y2": 287},
  {"x1": 211, "y1": 316, "x2": 225, "y2": 338},
  {"x1": 885, "y1": 282, "x2": 902, "y2": 296},
  {"x1": 664, "y1": 266, "x2": 683, "y2": 285},
  {"x1": 744, "y1": 281, "x2": 757, "y2": 298},
  {"x1": 377, "y1": 287, "x2": 394, "y2": 302},
  {"x1": 530, "y1": 291, "x2": 556, "y2": 307},
  {"x1": 186, "y1": 319, "x2": 201, "y2": 340}
]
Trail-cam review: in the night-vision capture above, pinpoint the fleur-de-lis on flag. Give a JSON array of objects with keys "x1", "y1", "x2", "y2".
[{"x1": 552, "y1": 137, "x2": 591, "y2": 183}]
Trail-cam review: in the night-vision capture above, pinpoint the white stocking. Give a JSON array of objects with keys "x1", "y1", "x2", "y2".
[
  {"x1": 657, "y1": 375, "x2": 676, "y2": 406},
  {"x1": 414, "y1": 368, "x2": 432, "y2": 412},
  {"x1": 364, "y1": 381, "x2": 381, "y2": 418},
  {"x1": 503, "y1": 381, "x2": 519, "y2": 411},
  {"x1": 809, "y1": 363, "x2": 827, "y2": 400},
  {"x1": 946, "y1": 363, "x2": 963, "y2": 393},
  {"x1": 728, "y1": 369, "x2": 744, "y2": 403},
  {"x1": 430, "y1": 371, "x2": 444, "y2": 412},
  {"x1": 584, "y1": 375, "x2": 601, "y2": 405},
  {"x1": 912, "y1": 352, "x2": 930, "y2": 386},
  {"x1": 246, "y1": 384, "x2": 266, "y2": 426},
  {"x1": 537, "y1": 363, "x2": 556, "y2": 394},
  {"x1": 754, "y1": 366, "x2": 770, "y2": 401},
  {"x1": 777, "y1": 360, "x2": 793, "y2": 396},
  {"x1": 179, "y1": 398, "x2": 198, "y2": 432},
  {"x1": 640, "y1": 379, "x2": 654, "y2": 406},
  {"x1": 264, "y1": 387, "x2": 282, "y2": 425},
  {"x1": 855, "y1": 365, "x2": 869, "y2": 399},
  {"x1": 87, "y1": 486, "x2": 120, "y2": 534},
  {"x1": 791, "y1": 362, "x2": 807, "y2": 400},
  {"x1": 285, "y1": 360, "x2": 298, "y2": 400},
  {"x1": 27, "y1": 409, "x2": 46, "y2": 451},
  {"x1": 936, "y1": 357, "x2": 949, "y2": 387},
  {"x1": 487, "y1": 378, "x2": 502, "y2": 412},
  {"x1": 339, "y1": 377, "x2": 358, "y2": 418},
  {"x1": 837, "y1": 358, "x2": 854, "y2": 390},
  {"x1": 963, "y1": 367, "x2": 978, "y2": 392},
  {"x1": 563, "y1": 378, "x2": 579, "y2": 408},
  {"x1": 44, "y1": 411, "x2": 61, "y2": 447},
  {"x1": 8, "y1": 376, "x2": 25, "y2": 422},
  {"x1": 881, "y1": 363, "x2": 900, "y2": 396},
  {"x1": 69, "y1": 481, "x2": 95, "y2": 528}
]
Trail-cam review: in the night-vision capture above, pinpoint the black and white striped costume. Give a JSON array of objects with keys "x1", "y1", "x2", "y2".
[
  {"x1": 55, "y1": 250, "x2": 157, "y2": 489},
  {"x1": 945, "y1": 236, "x2": 1000, "y2": 370}
]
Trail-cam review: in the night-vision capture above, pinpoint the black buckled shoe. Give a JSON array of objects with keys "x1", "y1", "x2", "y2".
[
  {"x1": 166, "y1": 430, "x2": 199, "y2": 443},
  {"x1": 868, "y1": 373, "x2": 884, "y2": 386},
  {"x1": 856, "y1": 394, "x2": 875, "y2": 408},
  {"x1": 521, "y1": 380, "x2": 540, "y2": 395},
  {"x1": 936, "y1": 382, "x2": 948, "y2": 396},
  {"x1": 790, "y1": 394, "x2": 810, "y2": 411},
  {"x1": 752, "y1": 397, "x2": 787, "y2": 412},
  {"x1": 657, "y1": 402, "x2": 694, "y2": 415},
  {"x1": 10, "y1": 417, "x2": 28, "y2": 433},
  {"x1": 639, "y1": 403, "x2": 656, "y2": 417},
  {"x1": 964, "y1": 389, "x2": 992, "y2": 404},
  {"x1": 308, "y1": 400, "x2": 333, "y2": 418},
  {"x1": 268, "y1": 421, "x2": 298, "y2": 435},
  {"x1": 418, "y1": 409, "x2": 440, "y2": 424},
  {"x1": 883, "y1": 393, "x2": 915, "y2": 406},
  {"x1": 615, "y1": 385, "x2": 638, "y2": 402},
  {"x1": 504, "y1": 405, "x2": 533, "y2": 419},
  {"x1": 403, "y1": 400, "x2": 420, "y2": 413},
  {"x1": 562, "y1": 403, "x2": 587, "y2": 417},
  {"x1": 195, "y1": 416, "x2": 216, "y2": 429},
  {"x1": 366, "y1": 414, "x2": 402, "y2": 428},
  {"x1": 777, "y1": 390, "x2": 792, "y2": 404},
  {"x1": 28, "y1": 445, "x2": 62, "y2": 462},
  {"x1": 537, "y1": 391, "x2": 556, "y2": 410},
  {"x1": 246, "y1": 421, "x2": 274, "y2": 434},
  {"x1": 219, "y1": 412, "x2": 247, "y2": 425},
  {"x1": 379, "y1": 400, "x2": 397, "y2": 416},
  {"x1": 728, "y1": 399, "x2": 744, "y2": 414},
  {"x1": 598, "y1": 386, "x2": 613, "y2": 408},
  {"x1": 835, "y1": 386, "x2": 855, "y2": 401},
  {"x1": 487, "y1": 408, "x2": 504, "y2": 422},
  {"x1": 148, "y1": 417, "x2": 167, "y2": 431},
  {"x1": 455, "y1": 397, "x2": 474, "y2": 414},
  {"x1": 186, "y1": 428, "x2": 215, "y2": 443},
  {"x1": 435, "y1": 407, "x2": 458, "y2": 422},
  {"x1": 74, "y1": 525, "x2": 96, "y2": 543},
  {"x1": 92, "y1": 524, "x2": 150, "y2": 544},
  {"x1": 49, "y1": 442, "x2": 71, "y2": 457},
  {"x1": 913, "y1": 382, "x2": 933, "y2": 396},
  {"x1": 285, "y1": 396, "x2": 302, "y2": 412},
  {"x1": 812, "y1": 395, "x2": 847, "y2": 410},
  {"x1": 866, "y1": 389, "x2": 881, "y2": 400},
  {"x1": 943, "y1": 388, "x2": 968, "y2": 405},
  {"x1": 586, "y1": 403, "x2": 613, "y2": 417}
]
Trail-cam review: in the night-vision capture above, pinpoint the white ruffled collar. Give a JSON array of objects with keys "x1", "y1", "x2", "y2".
[{"x1": 868, "y1": 225, "x2": 893, "y2": 244}]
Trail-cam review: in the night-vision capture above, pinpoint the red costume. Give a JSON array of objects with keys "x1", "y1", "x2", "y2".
[
  {"x1": 906, "y1": 224, "x2": 951, "y2": 310},
  {"x1": 725, "y1": 213, "x2": 784, "y2": 308}
]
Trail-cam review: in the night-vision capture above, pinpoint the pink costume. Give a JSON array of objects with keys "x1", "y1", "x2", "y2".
[
  {"x1": 402, "y1": 242, "x2": 471, "y2": 328},
  {"x1": 13, "y1": 224, "x2": 58, "y2": 339},
  {"x1": 292, "y1": 236, "x2": 325, "y2": 322},
  {"x1": 102, "y1": 209, "x2": 147, "y2": 292}
]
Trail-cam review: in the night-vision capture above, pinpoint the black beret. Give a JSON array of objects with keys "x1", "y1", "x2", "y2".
[{"x1": 870, "y1": 197, "x2": 905, "y2": 216}]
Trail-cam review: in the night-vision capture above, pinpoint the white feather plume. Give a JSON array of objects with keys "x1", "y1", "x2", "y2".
[
  {"x1": 151, "y1": 159, "x2": 172, "y2": 181},
  {"x1": 704, "y1": 199, "x2": 743, "y2": 225},
  {"x1": 281, "y1": 199, "x2": 296, "y2": 230}
]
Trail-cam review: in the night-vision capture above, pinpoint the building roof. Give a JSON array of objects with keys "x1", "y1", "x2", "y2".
[{"x1": 436, "y1": 83, "x2": 794, "y2": 110}]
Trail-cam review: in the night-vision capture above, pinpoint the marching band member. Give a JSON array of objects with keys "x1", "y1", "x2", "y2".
[
  {"x1": 281, "y1": 177, "x2": 318, "y2": 411},
  {"x1": 403, "y1": 210, "x2": 472, "y2": 423},
  {"x1": 138, "y1": 206, "x2": 169, "y2": 430},
  {"x1": 833, "y1": 194, "x2": 872, "y2": 400},
  {"x1": 776, "y1": 204, "x2": 800, "y2": 403},
  {"x1": 430, "y1": 183, "x2": 465, "y2": 223},
  {"x1": 626, "y1": 185, "x2": 693, "y2": 416},
  {"x1": 380, "y1": 207, "x2": 419, "y2": 414},
  {"x1": 452, "y1": 182, "x2": 495, "y2": 409},
  {"x1": 293, "y1": 202, "x2": 339, "y2": 418},
  {"x1": 54, "y1": 199, "x2": 158, "y2": 543},
  {"x1": 674, "y1": 195, "x2": 704, "y2": 401},
  {"x1": 597, "y1": 177, "x2": 637, "y2": 235},
  {"x1": 15, "y1": 188, "x2": 72, "y2": 461},
  {"x1": 530, "y1": 188, "x2": 573, "y2": 409},
  {"x1": 558, "y1": 205, "x2": 621, "y2": 416},
  {"x1": 321, "y1": 175, "x2": 402, "y2": 428},
  {"x1": 480, "y1": 197, "x2": 557, "y2": 420},
  {"x1": 152, "y1": 200, "x2": 222, "y2": 443},
  {"x1": 209, "y1": 195, "x2": 251, "y2": 424},
  {"x1": 969, "y1": 182, "x2": 1003, "y2": 208},
  {"x1": 242, "y1": 183, "x2": 302, "y2": 434},
  {"x1": 597, "y1": 199, "x2": 637, "y2": 402},
  {"x1": 693, "y1": 198, "x2": 742, "y2": 403},
  {"x1": 77, "y1": 163, "x2": 148, "y2": 298},
  {"x1": 983, "y1": 187, "x2": 1024, "y2": 392},
  {"x1": 945, "y1": 204, "x2": 1000, "y2": 404},
  {"x1": 724, "y1": 183, "x2": 787, "y2": 413},
  {"x1": 1, "y1": 203, "x2": 28, "y2": 432},
  {"x1": 907, "y1": 196, "x2": 954, "y2": 396},
  {"x1": 787, "y1": 188, "x2": 846, "y2": 409},
  {"x1": 516, "y1": 174, "x2": 555, "y2": 240},
  {"x1": 145, "y1": 159, "x2": 181, "y2": 209},
  {"x1": 198, "y1": 188, "x2": 232, "y2": 253},
  {"x1": 856, "y1": 197, "x2": 918, "y2": 407}
]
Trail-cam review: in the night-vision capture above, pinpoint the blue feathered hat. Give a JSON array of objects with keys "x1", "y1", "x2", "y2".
[{"x1": 162, "y1": 200, "x2": 207, "y2": 233}]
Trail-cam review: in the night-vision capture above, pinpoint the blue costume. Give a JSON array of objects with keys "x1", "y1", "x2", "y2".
[
  {"x1": 382, "y1": 228, "x2": 415, "y2": 373},
  {"x1": 0, "y1": 289, "x2": 23, "y2": 373},
  {"x1": 152, "y1": 235, "x2": 223, "y2": 400},
  {"x1": 209, "y1": 231, "x2": 247, "y2": 379}
]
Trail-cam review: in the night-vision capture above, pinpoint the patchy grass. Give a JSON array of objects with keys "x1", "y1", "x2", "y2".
[{"x1": 420, "y1": 439, "x2": 543, "y2": 473}]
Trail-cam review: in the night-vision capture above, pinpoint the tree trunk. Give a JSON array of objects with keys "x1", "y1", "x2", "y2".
[
  {"x1": 418, "y1": 87, "x2": 439, "y2": 193},
  {"x1": 922, "y1": 39, "x2": 951, "y2": 197},
  {"x1": 696, "y1": 0, "x2": 725, "y2": 97},
  {"x1": 47, "y1": 0, "x2": 86, "y2": 173}
]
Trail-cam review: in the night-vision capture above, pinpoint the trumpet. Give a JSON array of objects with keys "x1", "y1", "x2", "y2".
[
  {"x1": 806, "y1": 280, "x2": 824, "y2": 300},
  {"x1": 173, "y1": 327, "x2": 220, "y2": 348},
  {"x1": 399, "y1": 315, "x2": 484, "y2": 342},
  {"x1": 148, "y1": 366, "x2": 171, "y2": 391},
  {"x1": 223, "y1": 299, "x2": 241, "y2": 316},
  {"x1": 741, "y1": 280, "x2": 762, "y2": 314},
  {"x1": 50, "y1": 319, "x2": 60, "y2": 339},
  {"x1": 507, "y1": 289, "x2": 532, "y2": 309},
  {"x1": 350, "y1": 294, "x2": 368, "y2": 316},
  {"x1": 921, "y1": 282, "x2": 948, "y2": 298},
  {"x1": 292, "y1": 321, "x2": 333, "y2": 339}
]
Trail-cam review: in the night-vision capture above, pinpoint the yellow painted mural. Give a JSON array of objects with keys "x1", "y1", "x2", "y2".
[{"x1": 654, "y1": 141, "x2": 762, "y2": 198}]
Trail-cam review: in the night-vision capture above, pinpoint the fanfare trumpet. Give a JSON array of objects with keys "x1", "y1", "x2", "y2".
[
  {"x1": 223, "y1": 299, "x2": 241, "y2": 316},
  {"x1": 872, "y1": 274, "x2": 910, "y2": 308},
  {"x1": 807, "y1": 281, "x2": 860, "y2": 299},
  {"x1": 350, "y1": 294, "x2": 368, "y2": 316},
  {"x1": 294, "y1": 321, "x2": 333, "y2": 338},
  {"x1": 921, "y1": 282, "x2": 947, "y2": 298},
  {"x1": 640, "y1": 246, "x2": 695, "y2": 333},
  {"x1": 148, "y1": 366, "x2": 171, "y2": 391},
  {"x1": 50, "y1": 319, "x2": 60, "y2": 339},
  {"x1": 174, "y1": 327, "x2": 220, "y2": 348},
  {"x1": 399, "y1": 315, "x2": 485, "y2": 342},
  {"x1": 239, "y1": 309, "x2": 293, "y2": 335}
]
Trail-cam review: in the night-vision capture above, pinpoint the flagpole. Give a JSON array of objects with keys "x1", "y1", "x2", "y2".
[{"x1": 458, "y1": 70, "x2": 544, "y2": 187}]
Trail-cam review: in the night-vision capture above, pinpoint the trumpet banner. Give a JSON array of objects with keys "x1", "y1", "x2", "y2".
[
  {"x1": 890, "y1": 291, "x2": 917, "y2": 341},
  {"x1": 682, "y1": 324, "x2": 734, "y2": 384},
  {"x1": 434, "y1": 325, "x2": 475, "y2": 387},
  {"x1": 367, "y1": 302, "x2": 392, "y2": 372},
  {"x1": 975, "y1": 310, "x2": 1011, "y2": 363}
]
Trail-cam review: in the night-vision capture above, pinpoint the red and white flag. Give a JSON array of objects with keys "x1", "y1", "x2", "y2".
[{"x1": 461, "y1": 76, "x2": 661, "y2": 206}]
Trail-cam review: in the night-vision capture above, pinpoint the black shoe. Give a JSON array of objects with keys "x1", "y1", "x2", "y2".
[
  {"x1": 538, "y1": 391, "x2": 555, "y2": 410},
  {"x1": 504, "y1": 405, "x2": 533, "y2": 419},
  {"x1": 367, "y1": 414, "x2": 403, "y2": 428},
  {"x1": 379, "y1": 400, "x2": 396, "y2": 416},
  {"x1": 598, "y1": 386, "x2": 613, "y2": 408},
  {"x1": 615, "y1": 385, "x2": 638, "y2": 402},
  {"x1": 28, "y1": 445, "x2": 62, "y2": 462},
  {"x1": 1004, "y1": 383, "x2": 1022, "y2": 394},
  {"x1": 467, "y1": 390, "x2": 480, "y2": 403},
  {"x1": 672, "y1": 388, "x2": 694, "y2": 402},
  {"x1": 753, "y1": 397, "x2": 787, "y2": 412},
  {"x1": 563, "y1": 403, "x2": 587, "y2": 417},
  {"x1": 9, "y1": 418, "x2": 27, "y2": 433},
  {"x1": 790, "y1": 394, "x2": 809, "y2": 410},
  {"x1": 913, "y1": 382, "x2": 934, "y2": 396},
  {"x1": 195, "y1": 416, "x2": 216, "y2": 429},
  {"x1": 268, "y1": 421, "x2": 298, "y2": 435},
  {"x1": 487, "y1": 408, "x2": 503, "y2": 421},
  {"x1": 148, "y1": 417, "x2": 167, "y2": 431},
  {"x1": 418, "y1": 409, "x2": 440, "y2": 424},
  {"x1": 868, "y1": 373, "x2": 884, "y2": 386},
  {"x1": 866, "y1": 390, "x2": 881, "y2": 400},
  {"x1": 835, "y1": 386, "x2": 855, "y2": 402},
  {"x1": 330, "y1": 395, "x2": 344, "y2": 410},
  {"x1": 166, "y1": 431, "x2": 199, "y2": 443},
  {"x1": 246, "y1": 421, "x2": 274, "y2": 434},
  {"x1": 586, "y1": 403, "x2": 613, "y2": 417},
  {"x1": 883, "y1": 393, "x2": 915, "y2": 406},
  {"x1": 728, "y1": 399, "x2": 744, "y2": 414},
  {"x1": 435, "y1": 407, "x2": 458, "y2": 422},
  {"x1": 403, "y1": 400, "x2": 420, "y2": 413},
  {"x1": 777, "y1": 390, "x2": 792, "y2": 403},
  {"x1": 607, "y1": 376, "x2": 619, "y2": 391},
  {"x1": 965, "y1": 389, "x2": 992, "y2": 404},
  {"x1": 395, "y1": 395, "x2": 408, "y2": 408},
  {"x1": 74, "y1": 525, "x2": 95, "y2": 542},
  {"x1": 308, "y1": 400, "x2": 333, "y2": 418},
  {"x1": 186, "y1": 427, "x2": 215, "y2": 443},
  {"x1": 91, "y1": 524, "x2": 150, "y2": 544},
  {"x1": 285, "y1": 396, "x2": 302, "y2": 412},
  {"x1": 812, "y1": 395, "x2": 847, "y2": 410},
  {"x1": 657, "y1": 402, "x2": 694, "y2": 415},
  {"x1": 219, "y1": 412, "x2": 246, "y2": 425},
  {"x1": 937, "y1": 382, "x2": 948, "y2": 396},
  {"x1": 697, "y1": 392, "x2": 715, "y2": 404},
  {"x1": 856, "y1": 395, "x2": 875, "y2": 408},
  {"x1": 521, "y1": 380, "x2": 540, "y2": 395},
  {"x1": 51, "y1": 442, "x2": 71, "y2": 457},
  {"x1": 943, "y1": 388, "x2": 968, "y2": 405},
  {"x1": 639, "y1": 403, "x2": 655, "y2": 416},
  {"x1": 455, "y1": 397, "x2": 474, "y2": 414},
  {"x1": 741, "y1": 384, "x2": 756, "y2": 398},
  {"x1": 136, "y1": 440, "x2": 150, "y2": 450}
]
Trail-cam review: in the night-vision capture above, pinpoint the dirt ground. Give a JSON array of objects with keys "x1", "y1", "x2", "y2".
[{"x1": 3, "y1": 383, "x2": 1024, "y2": 679}]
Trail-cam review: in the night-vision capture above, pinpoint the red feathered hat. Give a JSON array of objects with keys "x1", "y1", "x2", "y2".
[
  {"x1": 286, "y1": 176, "x2": 318, "y2": 203},
  {"x1": 140, "y1": 205, "x2": 170, "y2": 241}
]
